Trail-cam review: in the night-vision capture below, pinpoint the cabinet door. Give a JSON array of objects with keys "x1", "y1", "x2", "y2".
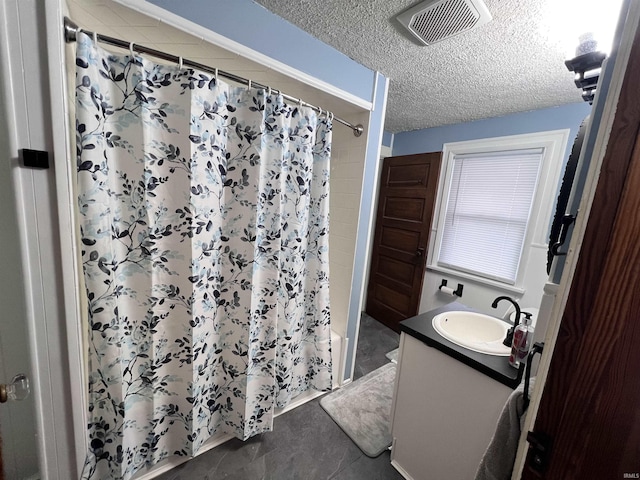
[{"x1": 390, "y1": 333, "x2": 512, "y2": 479}]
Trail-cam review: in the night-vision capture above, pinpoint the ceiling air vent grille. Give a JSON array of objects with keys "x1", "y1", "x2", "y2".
[{"x1": 397, "y1": 0, "x2": 492, "y2": 46}]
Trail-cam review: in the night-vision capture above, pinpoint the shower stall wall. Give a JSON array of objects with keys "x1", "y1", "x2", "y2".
[
  {"x1": 64, "y1": 0, "x2": 371, "y2": 381},
  {"x1": 59, "y1": 0, "x2": 380, "y2": 477}
]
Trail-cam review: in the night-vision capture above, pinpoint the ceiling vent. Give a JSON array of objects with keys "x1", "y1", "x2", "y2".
[{"x1": 396, "y1": 0, "x2": 492, "y2": 46}]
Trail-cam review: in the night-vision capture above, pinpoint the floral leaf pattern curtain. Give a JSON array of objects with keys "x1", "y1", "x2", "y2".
[{"x1": 75, "y1": 33, "x2": 332, "y2": 480}]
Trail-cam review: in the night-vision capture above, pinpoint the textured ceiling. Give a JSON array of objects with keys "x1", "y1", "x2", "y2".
[{"x1": 253, "y1": 0, "x2": 589, "y2": 133}]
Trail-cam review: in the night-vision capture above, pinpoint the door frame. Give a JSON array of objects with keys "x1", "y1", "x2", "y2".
[
  {"x1": 0, "y1": 0, "x2": 83, "y2": 477},
  {"x1": 33, "y1": 0, "x2": 638, "y2": 477},
  {"x1": 512, "y1": 0, "x2": 640, "y2": 476},
  {"x1": 365, "y1": 152, "x2": 442, "y2": 332},
  {"x1": 45, "y1": 0, "x2": 90, "y2": 475}
]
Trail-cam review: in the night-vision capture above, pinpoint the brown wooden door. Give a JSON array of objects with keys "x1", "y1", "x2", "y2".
[
  {"x1": 521, "y1": 17, "x2": 640, "y2": 479},
  {"x1": 365, "y1": 152, "x2": 441, "y2": 332}
]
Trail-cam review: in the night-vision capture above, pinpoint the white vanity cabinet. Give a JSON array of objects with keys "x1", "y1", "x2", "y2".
[{"x1": 390, "y1": 331, "x2": 514, "y2": 480}]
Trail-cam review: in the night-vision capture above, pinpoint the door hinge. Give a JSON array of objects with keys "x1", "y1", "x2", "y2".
[
  {"x1": 20, "y1": 149, "x2": 50, "y2": 169},
  {"x1": 526, "y1": 430, "x2": 553, "y2": 474}
]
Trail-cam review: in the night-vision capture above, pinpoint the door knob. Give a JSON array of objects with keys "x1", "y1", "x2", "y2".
[
  {"x1": 416, "y1": 247, "x2": 425, "y2": 257},
  {"x1": 0, "y1": 373, "x2": 30, "y2": 403}
]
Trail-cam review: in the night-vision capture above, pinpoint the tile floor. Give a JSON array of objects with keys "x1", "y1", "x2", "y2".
[{"x1": 157, "y1": 313, "x2": 405, "y2": 480}]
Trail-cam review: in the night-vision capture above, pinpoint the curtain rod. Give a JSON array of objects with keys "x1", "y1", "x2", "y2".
[{"x1": 63, "y1": 17, "x2": 364, "y2": 137}]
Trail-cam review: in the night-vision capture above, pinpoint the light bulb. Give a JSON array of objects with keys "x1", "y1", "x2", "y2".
[{"x1": 540, "y1": 0, "x2": 625, "y2": 57}]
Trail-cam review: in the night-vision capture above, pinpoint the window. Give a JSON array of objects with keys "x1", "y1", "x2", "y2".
[
  {"x1": 431, "y1": 130, "x2": 570, "y2": 288},
  {"x1": 438, "y1": 149, "x2": 543, "y2": 284}
]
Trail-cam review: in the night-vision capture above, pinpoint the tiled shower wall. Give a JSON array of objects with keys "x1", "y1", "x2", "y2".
[
  {"x1": 328, "y1": 113, "x2": 369, "y2": 343},
  {"x1": 65, "y1": 0, "x2": 373, "y2": 384}
]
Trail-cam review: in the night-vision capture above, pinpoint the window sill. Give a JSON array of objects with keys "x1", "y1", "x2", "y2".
[{"x1": 427, "y1": 264, "x2": 526, "y2": 296}]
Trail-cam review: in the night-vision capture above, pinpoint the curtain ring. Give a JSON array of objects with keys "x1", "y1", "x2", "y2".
[
  {"x1": 268, "y1": 86, "x2": 272, "y2": 96},
  {"x1": 93, "y1": 31, "x2": 97, "y2": 43},
  {"x1": 129, "y1": 42, "x2": 135, "y2": 57},
  {"x1": 318, "y1": 107, "x2": 323, "y2": 117},
  {"x1": 178, "y1": 56, "x2": 183, "y2": 69},
  {"x1": 247, "y1": 79, "x2": 252, "y2": 91},
  {"x1": 214, "y1": 68, "x2": 219, "y2": 82},
  {"x1": 298, "y1": 97, "x2": 303, "y2": 107}
]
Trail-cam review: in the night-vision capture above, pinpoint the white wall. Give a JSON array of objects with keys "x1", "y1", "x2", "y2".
[
  {"x1": 0, "y1": 0, "x2": 79, "y2": 478},
  {"x1": 418, "y1": 130, "x2": 571, "y2": 320},
  {"x1": 419, "y1": 245, "x2": 550, "y2": 318},
  {"x1": 0, "y1": 9, "x2": 39, "y2": 473},
  {"x1": 61, "y1": 2, "x2": 377, "y2": 463},
  {"x1": 328, "y1": 112, "x2": 369, "y2": 341},
  {"x1": 389, "y1": 106, "x2": 590, "y2": 325}
]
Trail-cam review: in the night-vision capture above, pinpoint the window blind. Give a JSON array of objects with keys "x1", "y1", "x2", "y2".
[{"x1": 438, "y1": 148, "x2": 544, "y2": 284}]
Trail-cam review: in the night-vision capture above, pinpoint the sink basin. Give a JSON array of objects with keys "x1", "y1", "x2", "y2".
[{"x1": 432, "y1": 311, "x2": 512, "y2": 356}]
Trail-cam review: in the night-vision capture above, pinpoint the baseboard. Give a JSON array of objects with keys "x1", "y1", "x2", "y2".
[{"x1": 390, "y1": 459, "x2": 414, "y2": 480}]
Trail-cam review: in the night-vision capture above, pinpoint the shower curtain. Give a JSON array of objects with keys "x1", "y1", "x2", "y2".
[{"x1": 74, "y1": 33, "x2": 332, "y2": 480}]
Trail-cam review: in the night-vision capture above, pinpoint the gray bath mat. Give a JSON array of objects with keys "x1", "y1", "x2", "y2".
[
  {"x1": 320, "y1": 362, "x2": 396, "y2": 457},
  {"x1": 385, "y1": 348, "x2": 399, "y2": 364}
]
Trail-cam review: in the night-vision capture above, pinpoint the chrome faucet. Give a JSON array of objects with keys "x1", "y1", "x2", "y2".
[{"x1": 491, "y1": 296, "x2": 521, "y2": 346}]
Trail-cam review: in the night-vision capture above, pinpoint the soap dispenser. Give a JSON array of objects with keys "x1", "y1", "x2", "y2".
[{"x1": 509, "y1": 312, "x2": 534, "y2": 368}]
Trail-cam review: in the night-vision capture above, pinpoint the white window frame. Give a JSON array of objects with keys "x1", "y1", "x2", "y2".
[{"x1": 428, "y1": 129, "x2": 571, "y2": 293}]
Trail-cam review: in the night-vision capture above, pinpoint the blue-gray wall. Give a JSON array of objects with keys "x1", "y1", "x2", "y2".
[
  {"x1": 392, "y1": 103, "x2": 592, "y2": 156},
  {"x1": 382, "y1": 131, "x2": 394, "y2": 148},
  {"x1": 393, "y1": 103, "x2": 593, "y2": 291},
  {"x1": 344, "y1": 72, "x2": 388, "y2": 381},
  {"x1": 148, "y1": 0, "x2": 375, "y2": 101}
]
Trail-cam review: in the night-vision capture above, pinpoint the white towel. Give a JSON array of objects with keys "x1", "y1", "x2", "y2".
[{"x1": 474, "y1": 378, "x2": 535, "y2": 480}]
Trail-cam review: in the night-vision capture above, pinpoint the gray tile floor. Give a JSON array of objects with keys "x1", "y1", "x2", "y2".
[{"x1": 157, "y1": 313, "x2": 404, "y2": 480}]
